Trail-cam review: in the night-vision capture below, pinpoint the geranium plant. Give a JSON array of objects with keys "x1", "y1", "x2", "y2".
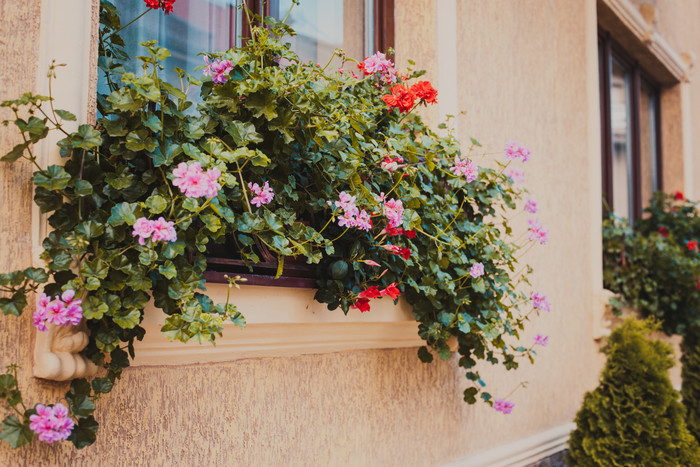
[{"x1": 0, "y1": 0, "x2": 550, "y2": 448}]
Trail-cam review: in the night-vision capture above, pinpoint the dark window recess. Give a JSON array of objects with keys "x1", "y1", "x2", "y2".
[{"x1": 599, "y1": 29, "x2": 662, "y2": 223}]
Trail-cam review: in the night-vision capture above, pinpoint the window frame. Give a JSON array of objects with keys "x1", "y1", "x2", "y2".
[{"x1": 599, "y1": 29, "x2": 663, "y2": 222}]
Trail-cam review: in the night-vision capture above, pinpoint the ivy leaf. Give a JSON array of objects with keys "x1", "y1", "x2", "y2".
[
  {"x1": 34, "y1": 187, "x2": 63, "y2": 212},
  {"x1": 472, "y1": 278, "x2": 486, "y2": 294},
  {"x1": 463, "y1": 387, "x2": 479, "y2": 404},
  {"x1": 82, "y1": 296, "x2": 109, "y2": 320},
  {"x1": 125, "y1": 129, "x2": 157, "y2": 152},
  {"x1": 72, "y1": 124, "x2": 103, "y2": 150},
  {"x1": 74, "y1": 179, "x2": 93, "y2": 196},
  {"x1": 108, "y1": 202, "x2": 139, "y2": 226},
  {"x1": 417, "y1": 346, "x2": 434, "y2": 363},
  {"x1": 225, "y1": 120, "x2": 263, "y2": 147},
  {"x1": 23, "y1": 267, "x2": 48, "y2": 283},
  {"x1": 34, "y1": 165, "x2": 72, "y2": 191},
  {"x1": 55, "y1": 109, "x2": 77, "y2": 121},
  {"x1": 1, "y1": 142, "x2": 29, "y2": 163},
  {"x1": 158, "y1": 261, "x2": 177, "y2": 279},
  {"x1": 145, "y1": 194, "x2": 167, "y2": 214},
  {"x1": 69, "y1": 416, "x2": 98, "y2": 449},
  {"x1": 0, "y1": 415, "x2": 33, "y2": 448},
  {"x1": 91, "y1": 377, "x2": 114, "y2": 394},
  {"x1": 0, "y1": 292, "x2": 27, "y2": 316},
  {"x1": 163, "y1": 241, "x2": 185, "y2": 259},
  {"x1": 112, "y1": 308, "x2": 141, "y2": 329}
]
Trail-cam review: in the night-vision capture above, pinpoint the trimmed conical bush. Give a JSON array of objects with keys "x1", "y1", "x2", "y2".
[
  {"x1": 682, "y1": 325, "x2": 700, "y2": 442},
  {"x1": 567, "y1": 319, "x2": 700, "y2": 466}
]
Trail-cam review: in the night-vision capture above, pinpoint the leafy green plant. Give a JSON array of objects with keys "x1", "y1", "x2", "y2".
[
  {"x1": 0, "y1": 1, "x2": 550, "y2": 447},
  {"x1": 567, "y1": 318, "x2": 700, "y2": 466},
  {"x1": 682, "y1": 326, "x2": 700, "y2": 442}
]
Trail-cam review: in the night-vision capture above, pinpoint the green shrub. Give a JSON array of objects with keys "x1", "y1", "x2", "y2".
[
  {"x1": 682, "y1": 325, "x2": 700, "y2": 442},
  {"x1": 567, "y1": 318, "x2": 700, "y2": 466}
]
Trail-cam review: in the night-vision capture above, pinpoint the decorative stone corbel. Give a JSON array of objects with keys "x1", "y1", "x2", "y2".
[
  {"x1": 33, "y1": 320, "x2": 97, "y2": 381},
  {"x1": 639, "y1": 3, "x2": 657, "y2": 27}
]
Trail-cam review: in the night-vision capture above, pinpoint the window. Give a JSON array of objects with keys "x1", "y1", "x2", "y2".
[
  {"x1": 107, "y1": 0, "x2": 394, "y2": 101},
  {"x1": 599, "y1": 31, "x2": 662, "y2": 222}
]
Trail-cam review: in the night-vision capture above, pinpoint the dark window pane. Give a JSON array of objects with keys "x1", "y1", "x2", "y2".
[
  {"x1": 639, "y1": 80, "x2": 659, "y2": 208},
  {"x1": 610, "y1": 59, "x2": 634, "y2": 220}
]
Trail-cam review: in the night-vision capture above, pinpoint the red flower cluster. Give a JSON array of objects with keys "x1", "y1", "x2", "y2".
[
  {"x1": 382, "y1": 81, "x2": 438, "y2": 113},
  {"x1": 382, "y1": 244, "x2": 411, "y2": 259},
  {"x1": 658, "y1": 226, "x2": 669, "y2": 237},
  {"x1": 675, "y1": 190, "x2": 685, "y2": 200},
  {"x1": 352, "y1": 282, "x2": 402, "y2": 313},
  {"x1": 383, "y1": 226, "x2": 416, "y2": 238},
  {"x1": 687, "y1": 240, "x2": 698, "y2": 251},
  {"x1": 144, "y1": 0, "x2": 175, "y2": 14}
]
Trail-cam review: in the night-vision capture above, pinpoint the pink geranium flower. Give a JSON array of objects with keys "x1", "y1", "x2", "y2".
[
  {"x1": 150, "y1": 217, "x2": 177, "y2": 242},
  {"x1": 172, "y1": 162, "x2": 221, "y2": 199},
  {"x1": 33, "y1": 290, "x2": 84, "y2": 331},
  {"x1": 203, "y1": 57, "x2": 234, "y2": 84},
  {"x1": 469, "y1": 262, "x2": 484, "y2": 278},
  {"x1": 534, "y1": 334, "x2": 549, "y2": 346},
  {"x1": 29, "y1": 403, "x2": 74, "y2": 443},
  {"x1": 132, "y1": 217, "x2": 154, "y2": 245},
  {"x1": 527, "y1": 218, "x2": 549, "y2": 244},
  {"x1": 531, "y1": 291, "x2": 551, "y2": 312},
  {"x1": 332, "y1": 191, "x2": 372, "y2": 231},
  {"x1": 493, "y1": 398, "x2": 515, "y2": 414},
  {"x1": 504, "y1": 141, "x2": 531, "y2": 162},
  {"x1": 382, "y1": 198, "x2": 404, "y2": 229},
  {"x1": 248, "y1": 181, "x2": 275, "y2": 208},
  {"x1": 451, "y1": 157, "x2": 478, "y2": 182},
  {"x1": 524, "y1": 198, "x2": 538, "y2": 214}
]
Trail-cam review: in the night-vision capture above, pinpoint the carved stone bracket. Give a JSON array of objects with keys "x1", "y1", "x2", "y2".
[{"x1": 33, "y1": 320, "x2": 97, "y2": 381}]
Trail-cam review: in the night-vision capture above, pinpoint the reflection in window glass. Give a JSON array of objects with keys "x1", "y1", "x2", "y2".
[
  {"x1": 610, "y1": 60, "x2": 633, "y2": 221},
  {"x1": 270, "y1": 0, "x2": 365, "y2": 65},
  {"x1": 639, "y1": 80, "x2": 659, "y2": 210},
  {"x1": 103, "y1": 0, "x2": 237, "y2": 101}
]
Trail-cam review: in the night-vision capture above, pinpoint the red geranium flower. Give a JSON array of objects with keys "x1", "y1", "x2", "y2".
[
  {"x1": 144, "y1": 0, "x2": 175, "y2": 14},
  {"x1": 675, "y1": 190, "x2": 685, "y2": 200},
  {"x1": 381, "y1": 282, "x2": 401, "y2": 300},
  {"x1": 359, "y1": 286, "x2": 382, "y2": 299},
  {"x1": 382, "y1": 85, "x2": 416, "y2": 113},
  {"x1": 403, "y1": 229, "x2": 416, "y2": 239},
  {"x1": 688, "y1": 240, "x2": 698, "y2": 251},
  {"x1": 658, "y1": 226, "x2": 669, "y2": 237},
  {"x1": 410, "y1": 81, "x2": 438, "y2": 104},
  {"x1": 351, "y1": 298, "x2": 371, "y2": 313}
]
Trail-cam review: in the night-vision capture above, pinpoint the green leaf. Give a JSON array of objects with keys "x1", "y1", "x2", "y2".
[
  {"x1": 112, "y1": 308, "x2": 141, "y2": 329},
  {"x1": 107, "y1": 202, "x2": 138, "y2": 226},
  {"x1": 225, "y1": 120, "x2": 263, "y2": 147},
  {"x1": 55, "y1": 109, "x2": 77, "y2": 121},
  {"x1": 0, "y1": 292, "x2": 27, "y2": 316},
  {"x1": 163, "y1": 241, "x2": 185, "y2": 259},
  {"x1": 91, "y1": 377, "x2": 114, "y2": 394},
  {"x1": 158, "y1": 261, "x2": 177, "y2": 279},
  {"x1": 463, "y1": 387, "x2": 479, "y2": 404},
  {"x1": 1, "y1": 142, "x2": 29, "y2": 163},
  {"x1": 34, "y1": 165, "x2": 72, "y2": 191},
  {"x1": 145, "y1": 194, "x2": 167, "y2": 214},
  {"x1": 82, "y1": 296, "x2": 108, "y2": 320},
  {"x1": 23, "y1": 267, "x2": 48, "y2": 283},
  {"x1": 125, "y1": 129, "x2": 157, "y2": 152},
  {"x1": 72, "y1": 124, "x2": 103, "y2": 150},
  {"x1": 0, "y1": 415, "x2": 33, "y2": 448},
  {"x1": 417, "y1": 346, "x2": 434, "y2": 363},
  {"x1": 472, "y1": 277, "x2": 486, "y2": 294},
  {"x1": 74, "y1": 179, "x2": 93, "y2": 196},
  {"x1": 69, "y1": 416, "x2": 98, "y2": 449}
]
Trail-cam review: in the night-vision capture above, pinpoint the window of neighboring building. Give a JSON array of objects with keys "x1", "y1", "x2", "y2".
[{"x1": 599, "y1": 31, "x2": 662, "y2": 223}]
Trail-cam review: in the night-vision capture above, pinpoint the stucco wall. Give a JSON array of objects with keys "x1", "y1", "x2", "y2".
[{"x1": 4, "y1": 0, "x2": 695, "y2": 465}]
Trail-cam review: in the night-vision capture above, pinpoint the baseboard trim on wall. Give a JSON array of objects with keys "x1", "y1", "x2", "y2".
[{"x1": 444, "y1": 422, "x2": 575, "y2": 467}]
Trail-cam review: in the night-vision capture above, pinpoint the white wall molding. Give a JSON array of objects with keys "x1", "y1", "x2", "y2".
[
  {"x1": 132, "y1": 283, "x2": 423, "y2": 366},
  {"x1": 443, "y1": 423, "x2": 575, "y2": 467},
  {"x1": 600, "y1": 0, "x2": 689, "y2": 83}
]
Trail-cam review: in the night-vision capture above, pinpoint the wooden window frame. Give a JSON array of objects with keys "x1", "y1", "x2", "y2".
[{"x1": 599, "y1": 29, "x2": 662, "y2": 222}]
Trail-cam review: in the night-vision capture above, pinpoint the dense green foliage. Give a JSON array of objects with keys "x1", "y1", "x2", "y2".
[
  {"x1": 0, "y1": 2, "x2": 546, "y2": 447},
  {"x1": 682, "y1": 325, "x2": 700, "y2": 441},
  {"x1": 567, "y1": 319, "x2": 700, "y2": 466}
]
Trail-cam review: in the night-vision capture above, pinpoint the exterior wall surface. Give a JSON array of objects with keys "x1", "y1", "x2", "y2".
[{"x1": 0, "y1": 0, "x2": 698, "y2": 466}]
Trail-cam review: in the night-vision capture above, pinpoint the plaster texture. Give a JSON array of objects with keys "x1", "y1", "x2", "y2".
[{"x1": 0, "y1": 0, "x2": 698, "y2": 466}]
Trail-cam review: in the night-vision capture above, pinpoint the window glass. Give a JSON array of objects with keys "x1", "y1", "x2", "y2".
[
  {"x1": 639, "y1": 80, "x2": 659, "y2": 209},
  {"x1": 610, "y1": 59, "x2": 634, "y2": 221},
  {"x1": 269, "y1": 0, "x2": 365, "y2": 65},
  {"x1": 105, "y1": 0, "x2": 237, "y2": 101}
]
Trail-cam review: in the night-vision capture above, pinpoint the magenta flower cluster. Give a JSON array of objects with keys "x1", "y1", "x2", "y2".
[
  {"x1": 451, "y1": 157, "x2": 478, "y2": 182},
  {"x1": 493, "y1": 398, "x2": 515, "y2": 414},
  {"x1": 172, "y1": 162, "x2": 221, "y2": 198},
  {"x1": 504, "y1": 141, "x2": 531, "y2": 162},
  {"x1": 506, "y1": 168, "x2": 525, "y2": 183},
  {"x1": 524, "y1": 198, "x2": 538, "y2": 214},
  {"x1": 248, "y1": 181, "x2": 274, "y2": 208},
  {"x1": 527, "y1": 218, "x2": 549, "y2": 244},
  {"x1": 132, "y1": 217, "x2": 177, "y2": 245},
  {"x1": 381, "y1": 155, "x2": 404, "y2": 172},
  {"x1": 358, "y1": 52, "x2": 397, "y2": 83},
  {"x1": 33, "y1": 290, "x2": 82, "y2": 332},
  {"x1": 534, "y1": 334, "x2": 549, "y2": 346},
  {"x1": 332, "y1": 192, "x2": 372, "y2": 231},
  {"x1": 470, "y1": 262, "x2": 485, "y2": 278},
  {"x1": 531, "y1": 291, "x2": 551, "y2": 312},
  {"x1": 29, "y1": 403, "x2": 74, "y2": 443},
  {"x1": 382, "y1": 198, "x2": 404, "y2": 229},
  {"x1": 203, "y1": 57, "x2": 233, "y2": 84}
]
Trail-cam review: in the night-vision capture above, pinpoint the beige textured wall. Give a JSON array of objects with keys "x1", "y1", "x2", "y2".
[{"x1": 5, "y1": 0, "x2": 694, "y2": 465}]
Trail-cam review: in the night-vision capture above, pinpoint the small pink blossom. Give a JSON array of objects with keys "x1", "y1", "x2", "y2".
[
  {"x1": 29, "y1": 403, "x2": 74, "y2": 443},
  {"x1": 531, "y1": 291, "x2": 551, "y2": 312},
  {"x1": 33, "y1": 289, "x2": 84, "y2": 331},
  {"x1": 527, "y1": 218, "x2": 549, "y2": 244},
  {"x1": 150, "y1": 217, "x2": 177, "y2": 242},
  {"x1": 364, "y1": 260, "x2": 380, "y2": 267},
  {"x1": 507, "y1": 168, "x2": 525, "y2": 183},
  {"x1": 493, "y1": 398, "x2": 515, "y2": 414},
  {"x1": 534, "y1": 334, "x2": 549, "y2": 346},
  {"x1": 470, "y1": 262, "x2": 484, "y2": 278},
  {"x1": 248, "y1": 181, "x2": 275, "y2": 208},
  {"x1": 504, "y1": 141, "x2": 531, "y2": 162},
  {"x1": 203, "y1": 57, "x2": 234, "y2": 84},
  {"x1": 524, "y1": 198, "x2": 538, "y2": 214},
  {"x1": 451, "y1": 157, "x2": 478, "y2": 182},
  {"x1": 172, "y1": 162, "x2": 221, "y2": 199},
  {"x1": 382, "y1": 198, "x2": 404, "y2": 229},
  {"x1": 333, "y1": 191, "x2": 372, "y2": 231},
  {"x1": 132, "y1": 217, "x2": 154, "y2": 245},
  {"x1": 358, "y1": 52, "x2": 397, "y2": 83}
]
